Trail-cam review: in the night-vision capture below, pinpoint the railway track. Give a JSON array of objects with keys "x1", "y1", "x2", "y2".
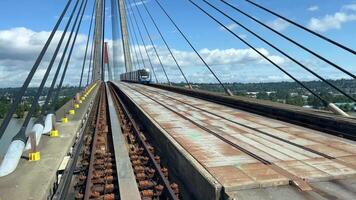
[
  {"x1": 70, "y1": 83, "x2": 179, "y2": 200},
  {"x1": 74, "y1": 84, "x2": 119, "y2": 200},
  {"x1": 122, "y1": 83, "x2": 356, "y2": 191},
  {"x1": 108, "y1": 84, "x2": 179, "y2": 200}
]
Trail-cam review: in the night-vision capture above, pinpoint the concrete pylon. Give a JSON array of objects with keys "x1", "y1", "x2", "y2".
[
  {"x1": 118, "y1": 0, "x2": 133, "y2": 72},
  {"x1": 92, "y1": 0, "x2": 103, "y2": 81}
]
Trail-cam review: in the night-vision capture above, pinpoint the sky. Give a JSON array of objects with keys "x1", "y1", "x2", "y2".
[{"x1": 0, "y1": 0, "x2": 355, "y2": 87}]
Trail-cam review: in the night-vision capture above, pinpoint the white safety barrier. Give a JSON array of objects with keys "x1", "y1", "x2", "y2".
[
  {"x1": 25, "y1": 124, "x2": 44, "y2": 150},
  {"x1": 0, "y1": 140, "x2": 25, "y2": 177},
  {"x1": 42, "y1": 114, "x2": 54, "y2": 134}
]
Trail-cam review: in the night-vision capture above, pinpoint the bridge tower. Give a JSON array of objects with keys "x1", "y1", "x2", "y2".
[
  {"x1": 118, "y1": 0, "x2": 133, "y2": 72},
  {"x1": 92, "y1": 0, "x2": 104, "y2": 81}
]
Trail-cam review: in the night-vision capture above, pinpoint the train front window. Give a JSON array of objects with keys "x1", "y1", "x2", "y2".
[{"x1": 140, "y1": 70, "x2": 150, "y2": 78}]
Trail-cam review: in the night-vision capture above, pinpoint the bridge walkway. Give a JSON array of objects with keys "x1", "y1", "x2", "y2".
[{"x1": 0, "y1": 85, "x2": 99, "y2": 200}]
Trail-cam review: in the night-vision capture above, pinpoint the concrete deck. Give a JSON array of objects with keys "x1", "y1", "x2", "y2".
[
  {"x1": 114, "y1": 82, "x2": 356, "y2": 200},
  {"x1": 0, "y1": 85, "x2": 99, "y2": 200}
]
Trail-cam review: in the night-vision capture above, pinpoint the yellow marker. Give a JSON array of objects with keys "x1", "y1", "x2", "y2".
[
  {"x1": 79, "y1": 100, "x2": 83, "y2": 104},
  {"x1": 81, "y1": 96, "x2": 85, "y2": 101},
  {"x1": 29, "y1": 151, "x2": 41, "y2": 161},
  {"x1": 50, "y1": 129, "x2": 59, "y2": 137},
  {"x1": 74, "y1": 104, "x2": 80, "y2": 109},
  {"x1": 69, "y1": 109, "x2": 75, "y2": 115},
  {"x1": 62, "y1": 117, "x2": 69, "y2": 123}
]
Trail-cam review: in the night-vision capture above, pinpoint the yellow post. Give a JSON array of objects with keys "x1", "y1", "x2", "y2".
[
  {"x1": 69, "y1": 109, "x2": 75, "y2": 115},
  {"x1": 50, "y1": 129, "x2": 59, "y2": 137},
  {"x1": 29, "y1": 151, "x2": 41, "y2": 161},
  {"x1": 62, "y1": 117, "x2": 69, "y2": 123}
]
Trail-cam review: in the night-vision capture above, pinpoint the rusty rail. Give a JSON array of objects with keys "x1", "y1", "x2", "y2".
[
  {"x1": 76, "y1": 84, "x2": 118, "y2": 200},
  {"x1": 108, "y1": 83, "x2": 179, "y2": 200}
]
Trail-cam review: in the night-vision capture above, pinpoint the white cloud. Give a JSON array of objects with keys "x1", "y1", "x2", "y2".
[
  {"x1": 0, "y1": 27, "x2": 91, "y2": 87},
  {"x1": 267, "y1": 18, "x2": 290, "y2": 31},
  {"x1": 308, "y1": 12, "x2": 356, "y2": 32},
  {"x1": 308, "y1": 4, "x2": 356, "y2": 32},
  {"x1": 130, "y1": 0, "x2": 149, "y2": 7},
  {"x1": 2, "y1": 27, "x2": 353, "y2": 85},
  {"x1": 342, "y1": 3, "x2": 356, "y2": 11},
  {"x1": 308, "y1": 5, "x2": 319, "y2": 12},
  {"x1": 219, "y1": 23, "x2": 238, "y2": 31}
]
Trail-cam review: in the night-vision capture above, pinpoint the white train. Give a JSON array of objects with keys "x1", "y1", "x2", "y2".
[{"x1": 120, "y1": 68, "x2": 151, "y2": 84}]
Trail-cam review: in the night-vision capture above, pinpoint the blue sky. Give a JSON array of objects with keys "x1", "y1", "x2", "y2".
[{"x1": 0, "y1": 0, "x2": 355, "y2": 86}]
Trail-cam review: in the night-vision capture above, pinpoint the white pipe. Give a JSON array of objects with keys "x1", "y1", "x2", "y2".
[
  {"x1": 42, "y1": 114, "x2": 54, "y2": 134},
  {"x1": 328, "y1": 103, "x2": 350, "y2": 117},
  {"x1": 25, "y1": 124, "x2": 44, "y2": 150},
  {"x1": 0, "y1": 140, "x2": 25, "y2": 177}
]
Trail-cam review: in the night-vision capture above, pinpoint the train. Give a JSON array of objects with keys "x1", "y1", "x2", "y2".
[{"x1": 120, "y1": 68, "x2": 152, "y2": 84}]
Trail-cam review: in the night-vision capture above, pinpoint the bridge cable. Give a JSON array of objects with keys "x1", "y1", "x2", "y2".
[
  {"x1": 87, "y1": 0, "x2": 99, "y2": 86},
  {"x1": 86, "y1": 22, "x2": 96, "y2": 86},
  {"x1": 130, "y1": 0, "x2": 171, "y2": 84},
  {"x1": 126, "y1": 0, "x2": 159, "y2": 83},
  {"x1": 79, "y1": 0, "x2": 96, "y2": 88},
  {"x1": 0, "y1": 0, "x2": 74, "y2": 140},
  {"x1": 153, "y1": 0, "x2": 233, "y2": 96},
  {"x1": 101, "y1": 0, "x2": 106, "y2": 81},
  {"x1": 138, "y1": 0, "x2": 192, "y2": 88},
  {"x1": 13, "y1": 0, "x2": 86, "y2": 142},
  {"x1": 126, "y1": 7, "x2": 146, "y2": 70},
  {"x1": 187, "y1": 0, "x2": 328, "y2": 105},
  {"x1": 195, "y1": 0, "x2": 356, "y2": 102},
  {"x1": 36, "y1": 0, "x2": 82, "y2": 117},
  {"x1": 41, "y1": 0, "x2": 88, "y2": 115},
  {"x1": 15, "y1": 0, "x2": 83, "y2": 142},
  {"x1": 126, "y1": 14, "x2": 143, "y2": 71},
  {"x1": 52, "y1": 0, "x2": 89, "y2": 110},
  {"x1": 221, "y1": 0, "x2": 355, "y2": 79},
  {"x1": 243, "y1": 0, "x2": 356, "y2": 55}
]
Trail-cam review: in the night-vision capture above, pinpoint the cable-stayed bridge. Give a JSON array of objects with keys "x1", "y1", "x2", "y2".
[{"x1": 0, "y1": 0, "x2": 356, "y2": 199}]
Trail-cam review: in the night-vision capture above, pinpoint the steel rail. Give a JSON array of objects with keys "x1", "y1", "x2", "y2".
[
  {"x1": 108, "y1": 83, "x2": 179, "y2": 200},
  {"x1": 137, "y1": 85, "x2": 336, "y2": 160},
  {"x1": 123, "y1": 83, "x2": 312, "y2": 191},
  {"x1": 52, "y1": 88, "x2": 101, "y2": 200}
]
